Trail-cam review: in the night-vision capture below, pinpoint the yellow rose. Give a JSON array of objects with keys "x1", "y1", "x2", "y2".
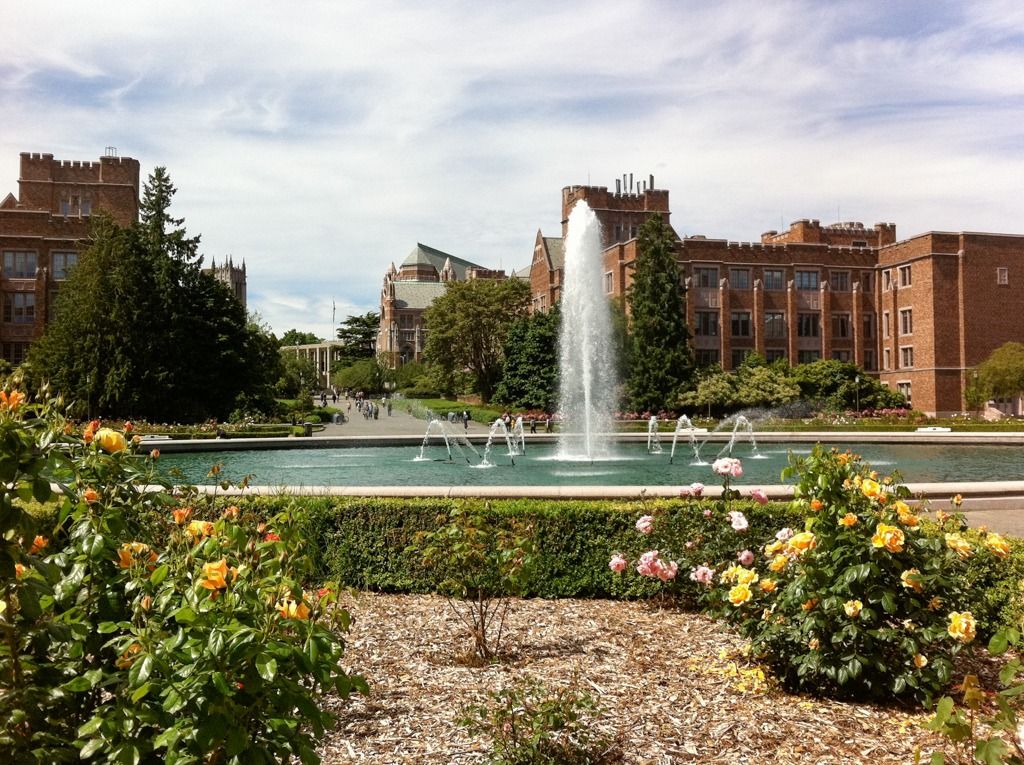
[
  {"x1": 808, "y1": 637, "x2": 820, "y2": 650},
  {"x1": 913, "y1": 653, "x2": 928, "y2": 668},
  {"x1": 985, "y1": 533, "x2": 1011, "y2": 559},
  {"x1": 871, "y1": 524, "x2": 905, "y2": 553},
  {"x1": 736, "y1": 567, "x2": 759, "y2": 586},
  {"x1": 947, "y1": 611, "x2": 976, "y2": 643},
  {"x1": 96, "y1": 427, "x2": 127, "y2": 453},
  {"x1": 945, "y1": 533, "x2": 973, "y2": 559},
  {"x1": 861, "y1": 478, "x2": 881, "y2": 499},
  {"x1": 187, "y1": 520, "x2": 216, "y2": 540},
  {"x1": 117, "y1": 542, "x2": 156, "y2": 569},
  {"x1": 802, "y1": 598, "x2": 818, "y2": 611},
  {"x1": 769, "y1": 554, "x2": 789, "y2": 573},
  {"x1": 759, "y1": 579, "x2": 777, "y2": 593},
  {"x1": 200, "y1": 558, "x2": 229, "y2": 590},
  {"x1": 785, "y1": 532, "x2": 817, "y2": 557},
  {"x1": 900, "y1": 568, "x2": 924, "y2": 593},
  {"x1": 928, "y1": 596, "x2": 942, "y2": 611},
  {"x1": 838, "y1": 513, "x2": 858, "y2": 527},
  {"x1": 764, "y1": 539, "x2": 784, "y2": 556},
  {"x1": 843, "y1": 599, "x2": 863, "y2": 618},
  {"x1": 720, "y1": 564, "x2": 742, "y2": 584},
  {"x1": 115, "y1": 642, "x2": 143, "y2": 669},
  {"x1": 276, "y1": 598, "x2": 311, "y2": 620}
]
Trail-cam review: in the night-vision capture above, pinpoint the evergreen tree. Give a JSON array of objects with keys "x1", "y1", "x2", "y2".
[
  {"x1": 494, "y1": 305, "x2": 560, "y2": 412},
  {"x1": 30, "y1": 169, "x2": 277, "y2": 421},
  {"x1": 626, "y1": 214, "x2": 693, "y2": 412}
]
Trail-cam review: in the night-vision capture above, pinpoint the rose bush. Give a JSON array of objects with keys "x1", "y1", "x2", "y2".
[{"x1": 0, "y1": 392, "x2": 365, "y2": 763}]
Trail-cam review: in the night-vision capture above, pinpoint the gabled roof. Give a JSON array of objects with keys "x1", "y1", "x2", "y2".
[
  {"x1": 392, "y1": 281, "x2": 448, "y2": 310},
  {"x1": 543, "y1": 237, "x2": 564, "y2": 270},
  {"x1": 400, "y1": 243, "x2": 485, "y2": 281},
  {"x1": 0, "y1": 192, "x2": 17, "y2": 210}
]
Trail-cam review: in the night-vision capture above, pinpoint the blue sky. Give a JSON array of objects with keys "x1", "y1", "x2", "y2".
[{"x1": 3, "y1": 0, "x2": 1024, "y2": 339}]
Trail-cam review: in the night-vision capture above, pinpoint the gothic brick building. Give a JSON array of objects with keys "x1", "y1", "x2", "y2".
[
  {"x1": 0, "y1": 150, "x2": 140, "y2": 364},
  {"x1": 377, "y1": 243, "x2": 507, "y2": 366},
  {"x1": 528, "y1": 177, "x2": 1024, "y2": 416}
]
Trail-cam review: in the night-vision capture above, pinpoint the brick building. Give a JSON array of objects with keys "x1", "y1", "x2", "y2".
[
  {"x1": 0, "y1": 150, "x2": 140, "y2": 364},
  {"x1": 528, "y1": 177, "x2": 1024, "y2": 416},
  {"x1": 377, "y1": 243, "x2": 507, "y2": 366}
]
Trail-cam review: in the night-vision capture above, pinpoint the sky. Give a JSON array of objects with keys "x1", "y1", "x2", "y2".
[{"x1": 3, "y1": 0, "x2": 1024, "y2": 340}]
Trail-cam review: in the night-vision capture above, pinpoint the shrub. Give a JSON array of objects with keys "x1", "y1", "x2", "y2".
[
  {"x1": 461, "y1": 675, "x2": 619, "y2": 764},
  {"x1": 0, "y1": 396, "x2": 365, "y2": 763},
  {"x1": 409, "y1": 504, "x2": 536, "y2": 661},
  {"x1": 706, "y1": 446, "x2": 1004, "y2": 703}
]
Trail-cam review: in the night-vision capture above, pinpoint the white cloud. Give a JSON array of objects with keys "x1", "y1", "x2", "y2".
[{"x1": 3, "y1": 0, "x2": 1024, "y2": 334}]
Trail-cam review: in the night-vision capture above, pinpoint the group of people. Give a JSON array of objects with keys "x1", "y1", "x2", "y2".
[
  {"x1": 446, "y1": 410, "x2": 471, "y2": 430},
  {"x1": 351, "y1": 394, "x2": 392, "y2": 420}
]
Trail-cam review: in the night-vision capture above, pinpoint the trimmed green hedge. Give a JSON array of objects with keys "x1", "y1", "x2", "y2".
[{"x1": 227, "y1": 496, "x2": 1024, "y2": 635}]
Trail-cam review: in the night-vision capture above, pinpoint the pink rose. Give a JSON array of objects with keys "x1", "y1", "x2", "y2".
[
  {"x1": 738, "y1": 549, "x2": 755, "y2": 565},
  {"x1": 636, "y1": 550, "x2": 660, "y2": 577},
  {"x1": 685, "y1": 541, "x2": 694, "y2": 549},
  {"x1": 609, "y1": 553, "x2": 627, "y2": 573},
  {"x1": 656, "y1": 560, "x2": 679, "y2": 582},
  {"x1": 690, "y1": 564, "x2": 715, "y2": 584},
  {"x1": 678, "y1": 487, "x2": 691, "y2": 498},
  {"x1": 750, "y1": 488, "x2": 768, "y2": 505},
  {"x1": 712, "y1": 457, "x2": 743, "y2": 478},
  {"x1": 690, "y1": 482, "x2": 705, "y2": 497},
  {"x1": 635, "y1": 515, "x2": 654, "y2": 535},
  {"x1": 703, "y1": 508, "x2": 712, "y2": 518},
  {"x1": 728, "y1": 511, "x2": 749, "y2": 532},
  {"x1": 776, "y1": 527, "x2": 794, "y2": 541}
]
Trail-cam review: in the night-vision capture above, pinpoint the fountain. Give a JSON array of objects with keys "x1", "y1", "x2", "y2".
[
  {"x1": 669, "y1": 415, "x2": 707, "y2": 464},
  {"x1": 715, "y1": 414, "x2": 761, "y2": 459},
  {"x1": 416, "y1": 416, "x2": 480, "y2": 464},
  {"x1": 480, "y1": 419, "x2": 519, "y2": 467},
  {"x1": 646, "y1": 416, "x2": 663, "y2": 454},
  {"x1": 557, "y1": 201, "x2": 618, "y2": 460}
]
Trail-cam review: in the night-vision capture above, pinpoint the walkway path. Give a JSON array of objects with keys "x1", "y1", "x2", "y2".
[{"x1": 312, "y1": 402, "x2": 495, "y2": 438}]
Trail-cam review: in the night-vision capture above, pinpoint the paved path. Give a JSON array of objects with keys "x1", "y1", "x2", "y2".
[{"x1": 312, "y1": 402, "x2": 496, "y2": 438}]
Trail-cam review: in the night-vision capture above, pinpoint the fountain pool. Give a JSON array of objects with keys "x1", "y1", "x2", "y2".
[{"x1": 155, "y1": 440, "x2": 1024, "y2": 489}]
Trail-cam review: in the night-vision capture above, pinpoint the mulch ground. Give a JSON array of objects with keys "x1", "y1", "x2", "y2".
[{"x1": 317, "y1": 593, "x2": 953, "y2": 764}]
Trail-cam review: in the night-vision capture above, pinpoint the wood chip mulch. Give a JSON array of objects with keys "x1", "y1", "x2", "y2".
[{"x1": 317, "y1": 593, "x2": 948, "y2": 764}]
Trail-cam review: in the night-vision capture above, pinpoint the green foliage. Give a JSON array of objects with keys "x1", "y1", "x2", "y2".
[
  {"x1": 408, "y1": 505, "x2": 536, "y2": 660},
  {"x1": 334, "y1": 312, "x2": 380, "y2": 367},
  {"x1": 0, "y1": 395, "x2": 364, "y2": 763},
  {"x1": 30, "y1": 169, "x2": 279, "y2": 422},
  {"x1": 331, "y1": 356, "x2": 390, "y2": 393},
  {"x1": 706, "y1": 446, "x2": 996, "y2": 703},
  {"x1": 495, "y1": 306, "x2": 560, "y2": 412},
  {"x1": 626, "y1": 214, "x2": 693, "y2": 412},
  {"x1": 976, "y1": 342, "x2": 1024, "y2": 400},
  {"x1": 925, "y1": 627, "x2": 1024, "y2": 764},
  {"x1": 423, "y1": 278, "x2": 531, "y2": 403},
  {"x1": 461, "y1": 676, "x2": 619, "y2": 765},
  {"x1": 279, "y1": 328, "x2": 322, "y2": 346},
  {"x1": 790, "y1": 360, "x2": 904, "y2": 412},
  {"x1": 277, "y1": 352, "x2": 320, "y2": 397}
]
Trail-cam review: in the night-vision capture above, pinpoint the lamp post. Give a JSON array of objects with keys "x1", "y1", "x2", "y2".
[{"x1": 855, "y1": 375, "x2": 860, "y2": 413}]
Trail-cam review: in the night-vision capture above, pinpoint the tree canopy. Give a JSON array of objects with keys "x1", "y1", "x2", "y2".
[
  {"x1": 334, "y1": 311, "x2": 380, "y2": 367},
  {"x1": 494, "y1": 305, "x2": 560, "y2": 412},
  {"x1": 422, "y1": 278, "x2": 530, "y2": 403},
  {"x1": 626, "y1": 214, "x2": 694, "y2": 412},
  {"x1": 29, "y1": 168, "x2": 279, "y2": 422},
  {"x1": 279, "y1": 329, "x2": 322, "y2": 347},
  {"x1": 976, "y1": 342, "x2": 1024, "y2": 400}
]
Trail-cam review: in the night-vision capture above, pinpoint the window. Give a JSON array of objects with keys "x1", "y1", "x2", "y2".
[
  {"x1": 863, "y1": 313, "x2": 875, "y2": 339},
  {"x1": 603, "y1": 272, "x2": 613, "y2": 294},
  {"x1": 883, "y1": 270, "x2": 893, "y2": 290},
  {"x1": 81, "y1": 199, "x2": 92, "y2": 216},
  {"x1": 729, "y1": 268, "x2": 750, "y2": 289},
  {"x1": 696, "y1": 349, "x2": 720, "y2": 367},
  {"x1": 693, "y1": 267, "x2": 718, "y2": 288},
  {"x1": 897, "y1": 381, "x2": 912, "y2": 405},
  {"x1": 899, "y1": 265, "x2": 912, "y2": 287},
  {"x1": 832, "y1": 350, "x2": 852, "y2": 362},
  {"x1": 797, "y1": 313, "x2": 819, "y2": 337},
  {"x1": 51, "y1": 251, "x2": 78, "y2": 280},
  {"x1": 731, "y1": 311, "x2": 751, "y2": 337},
  {"x1": 884, "y1": 349, "x2": 892, "y2": 370},
  {"x1": 830, "y1": 271, "x2": 850, "y2": 291},
  {"x1": 629, "y1": 226, "x2": 638, "y2": 239},
  {"x1": 900, "y1": 308, "x2": 913, "y2": 335},
  {"x1": 852, "y1": 239, "x2": 868, "y2": 247},
  {"x1": 901, "y1": 346, "x2": 914, "y2": 368},
  {"x1": 765, "y1": 349, "x2": 787, "y2": 363},
  {"x1": 797, "y1": 350, "x2": 821, "y2": 364},
  {"x1": 763, "y1": 269, "x2": 784, "y2": 291},
  {"x1": 1, "y1": 342, "x2": 29, "y2": 365},
  {"x1": 860, "y1": 271, "x2": 875, "y2": 291},
  {"x1": 765, "y1": 311, "x2": 786, "y2": 339},
  {"x1": 694, "y1": 311, "x2": 719, "y2": 337},
  {"x1": 60, "y1": 199, "x2": 70, "y2": 216},
  {"x1": 731, "y1": 349, "x2": 751, "y2": 368},
  {"x1": 2, "y1": 292, "x2": 35, "y2": 324},
  {"x1": 3, "y1": 251, "x2": 37, "y2": 278},
  {"x1": 795, "y1": 270, "x2": 819, "y2": 291},
  {"x1": 831, "y1": 313, "x2": 851, "y2": 338},
  {"x1": 883, "y1": 311, "x2": 891, "y2": 338},
  {"x1": 998, "y1": 267, "x2": 1009, "y2": 285},
  {"x1": 613, "y1": 225, "x2": 622, "y2": 242},
  {"x1": 864, "y1": 349, "x2": 876, "y2": 371}
]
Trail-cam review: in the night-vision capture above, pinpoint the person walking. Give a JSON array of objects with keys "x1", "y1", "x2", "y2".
[{"x1": 462, "y1": 410, "x2": 470, "y2": 430}]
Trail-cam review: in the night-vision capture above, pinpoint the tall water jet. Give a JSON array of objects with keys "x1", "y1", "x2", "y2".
[{"x1": 557, "y1": 201, "x2": 618, "y2": 460}]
